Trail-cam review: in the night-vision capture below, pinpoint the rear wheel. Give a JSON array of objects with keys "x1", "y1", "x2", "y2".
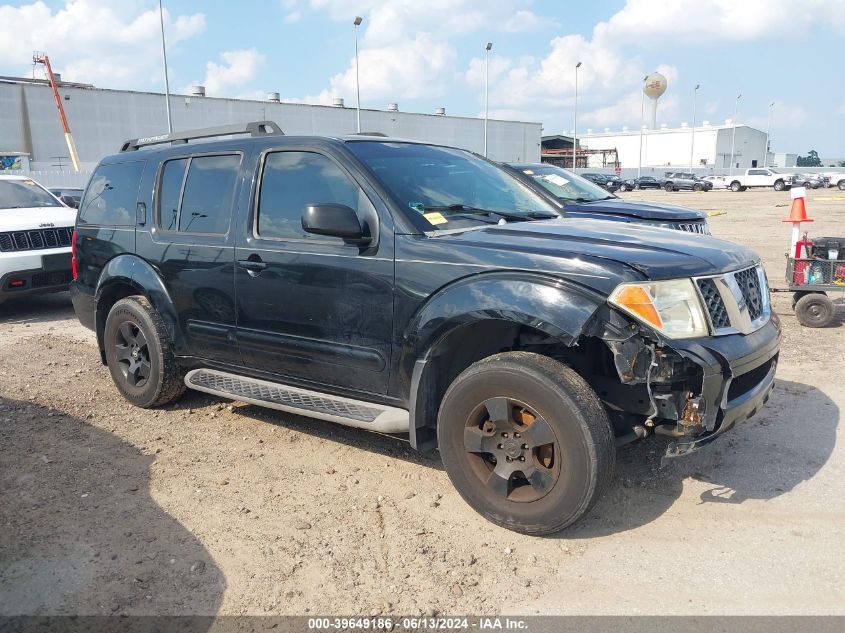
[
  {"x1": 104, "y1": 296, "x2": 186, "y2": 407},
  {"x1": 838, "y1": 180, "x2": 845, "y2": 190},
  {"x1": 794, "y1": 292, "x2": 835, "y2": 328},
  {"x1": 730, "y1": 181, "x2": 742, "y2": 192},
  {"x1": 438, "y1": 352, "x2": 614, "y2": 535}
]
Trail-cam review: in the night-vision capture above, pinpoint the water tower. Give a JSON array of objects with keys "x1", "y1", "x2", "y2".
[{"x1": 643, "y1": 72, "x2": 667, "y2": 129}]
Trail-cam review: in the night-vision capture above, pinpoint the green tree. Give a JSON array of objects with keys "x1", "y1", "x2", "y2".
[{"x1": 797, "y1": 150, "x2": 822, "y2": 167}]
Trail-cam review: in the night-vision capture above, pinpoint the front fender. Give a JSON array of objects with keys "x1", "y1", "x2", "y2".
[
  {"x1": 405, "y1": 272, "x2": 605, "y2": 357},
  {"x1": 401, "y1": 272, "x2": 607, "y2": 450},
  {"x1": 95, "y1": 254, "x2": 184, "y2": 355}
]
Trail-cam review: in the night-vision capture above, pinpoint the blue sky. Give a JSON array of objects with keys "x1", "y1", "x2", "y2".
[{"x1": 1, "y1": 0, "x2": 843, "y2": 157}]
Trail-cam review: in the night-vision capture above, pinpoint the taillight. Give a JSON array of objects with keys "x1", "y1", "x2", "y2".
[{"x1": 71, "y1": 229, "x2": 78, "y2": 280}]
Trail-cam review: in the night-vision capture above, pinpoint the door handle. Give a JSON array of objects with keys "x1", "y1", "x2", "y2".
[{"x1": 237, "y1": 258, "x2": 267, "y2": 274}]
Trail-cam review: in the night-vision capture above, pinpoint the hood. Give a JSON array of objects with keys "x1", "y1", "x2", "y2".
[
  {"x1": 437, "y1": 218, "x2": 757, "y2": 280},
  {"x1": 562, "y1": 197, "x2": 706, "y2": 221},
  {"x1": 0, "y1": 206, "x2": 78, "y2": 232}
]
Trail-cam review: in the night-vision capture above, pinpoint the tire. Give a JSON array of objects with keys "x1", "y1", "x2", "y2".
[
  {"x1": 792, "y1": 291, "x2": 811, "y2": 310},
  {"x1": 634, "y1": 184, "x2": 641, "y2": 190},
  {"x1": 838, "y1": 180, "x2": 845, "y2": 190},
  {"x1": 773, "y1": 180, "x2": 785, "y2": 191},
  {"x1": 437, "y1": 352, "x2": 615, "y2": 535},
  {"x1": 794, "y1": 293, "x2": 836, "y2": 328},
  {"x1": 664, "y1": 183, "x2": 674, "y2": 192},
  {"x1": 619, "y1": 184, "x2": 628, "y2": 192},
  {"x1": 693, "y1": 183, "x2": 703, "y2": 192},
  {"x1": 103, "y1": 296, "x2": 186, "y2": 407}
]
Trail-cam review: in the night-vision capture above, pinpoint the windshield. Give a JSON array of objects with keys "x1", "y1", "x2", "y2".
[
  {"x1": 0, "y1": 179, "x2": 62, "y2": 210},
  {"x1": 512, "y1": 164, "x2": 614, "y2": 202},
  {"x1": 346, "y1": 142, "x2": 559, "y2": 230}
]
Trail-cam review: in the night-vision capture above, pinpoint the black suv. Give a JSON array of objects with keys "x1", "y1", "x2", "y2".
[
  {"x1": 70, "y1": 122, "x2": 781, "y2": 535},
  {"x1": 503, "y1": 163, "x2": 710, "y2": 234}
]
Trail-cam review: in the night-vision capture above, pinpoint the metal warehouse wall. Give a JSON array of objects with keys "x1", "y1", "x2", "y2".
[{"x1": 0, "y1": 81, "x2": 541, "y2": 170}]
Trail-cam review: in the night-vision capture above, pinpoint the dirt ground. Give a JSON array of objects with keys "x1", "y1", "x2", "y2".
[{"x1": 1, "y1": 187, "x2": 844, "y2": 617}]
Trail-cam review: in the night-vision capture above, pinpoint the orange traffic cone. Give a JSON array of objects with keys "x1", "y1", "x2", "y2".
[{"x1": 783, "y1": 187, "x2": 813, "y2": 223}]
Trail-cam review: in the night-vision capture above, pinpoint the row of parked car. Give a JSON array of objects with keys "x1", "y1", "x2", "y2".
[{"x1": 581, "y1": 168, "x2": 845, "y2": 193}]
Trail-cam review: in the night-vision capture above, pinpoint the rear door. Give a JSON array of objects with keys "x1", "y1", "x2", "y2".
[
  {"x1": 233, "y1": 144, "x2": 395, "y2": 396},
  {"x1": 136, "y1": 151, "x2": 244, "y2": 364}
]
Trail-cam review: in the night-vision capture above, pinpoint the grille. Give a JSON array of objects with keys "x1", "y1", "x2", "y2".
[
  {"x1": 31, "y1": 270, "x2": 73, "y2": 288},
  {"x1": 697, "y1": 278, "x2": 730, "y2": 329},
  {"x1": 676, "y1": 222, "x2": 710, "y2": 235},
  {"x1": 188, "y1": 371, "x2": 382, "y2": 423},
  {"x1": 734, "y1": 267, "x2": 764, "y2": 321},
  {"x1": 0, "y1": 227, "x2": 72, "y2": 252}
]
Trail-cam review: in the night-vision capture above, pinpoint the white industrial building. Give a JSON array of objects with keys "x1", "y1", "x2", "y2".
[
  {"x1": 579, "y1": 121, "x2": 768, "y2": 172},
  {"x1": 0, "y1": 75, "x2": 541, "y2": 175}
]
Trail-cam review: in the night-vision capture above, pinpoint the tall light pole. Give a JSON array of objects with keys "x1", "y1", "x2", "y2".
[
  {"x1": 764, "y1": 101, "x2": 775, "y2": 168},
  {"x1": 484, "y1": 42, "x2": 492, "y2": 157},
  {"x1": 637, "y1": 75, "x2": 647, "y2": 179},
  {"x1": 572, "y1": 61, "x2": 581, "y2": 170},
  {"x1": 353, "y1": 16, "x2": 363, "y2": 133},
  {"x1": 689, "y1": 83, "x2": 700, "y2": 172},
  {"x1": 729, "y1": 93, "x2": 742, "y2": 175},
  {"x1": 158, "y1": 0, "x2": 172, "y2": 133}
]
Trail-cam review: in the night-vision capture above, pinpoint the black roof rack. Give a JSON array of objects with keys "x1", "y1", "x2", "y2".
[
  {"x1": 351, "y1": 132, "x2": 388, "y2": 137},
  {"x1": 120, "y1": 120, "x2": 283, "y2": 152}
]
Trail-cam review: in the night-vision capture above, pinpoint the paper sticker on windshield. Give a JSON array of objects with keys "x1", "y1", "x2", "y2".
[
  {"x1": 522, "y1": 169, "x2": 534, "y2": 175},
  {"x1": 23, "y1": 179, "x2": 36, "y2": 186},
  {"x1": 423, "y1": 212, "x2": 447, "y2": 225},
  {"x1": 541, "y1": 174, "x2": 569, "y2": 187}
]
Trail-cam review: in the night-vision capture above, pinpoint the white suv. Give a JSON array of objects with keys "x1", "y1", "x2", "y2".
[{"x1": 0, "y1": 174, "x2": 78, "y2": 305}]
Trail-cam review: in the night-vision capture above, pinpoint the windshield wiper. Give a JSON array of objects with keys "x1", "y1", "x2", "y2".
[{"x1": 424, "y1": 204, "x2": 557, "y2": 222}]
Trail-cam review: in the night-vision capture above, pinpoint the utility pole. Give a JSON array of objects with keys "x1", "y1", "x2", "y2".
[
  {"x1": 158, "y1": 0, "x2": 173, "y2": 133},
  {"x1": 573, "y1": 61, "x2": 581, "y2": 170},
  {"x1": 764, "y1": 101, "x2": 775, "y2": 168},
  {"x1": 32, "y1": 52, "x2": 80, "y2": 172},
  {"x1": 729, "y1": 93, "x2": 742, "y2": 175},
  {"x1": 484, "y1": 42, "x2": 492, "y2": 157},
  {"x1": 353, "y1": 16, "x2": 363, "y2": 133},
  {"x1": 637, "y1": 75, "x2": 647, "y2": 179},
  {"x1": 689, "y1": 83, "x2": 700, "y2": 172}
]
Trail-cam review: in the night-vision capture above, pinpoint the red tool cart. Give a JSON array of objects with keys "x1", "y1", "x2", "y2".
[{"x1": 786, "y1": 236, "x2": 845, "y2": 327}]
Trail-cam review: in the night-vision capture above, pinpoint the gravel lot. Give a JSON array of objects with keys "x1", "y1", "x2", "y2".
[{"x1": 1, "y1": 187, "x2": 844, "y2": 616}]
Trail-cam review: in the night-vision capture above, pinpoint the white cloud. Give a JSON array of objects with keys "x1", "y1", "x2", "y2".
[
  {"x1": 596, "y1": 0, "x2": 843, "y2": 43},
  {"x1": 0, "y1": 0, "x2": 205, "y2": 87},
  {"x1": 305, "y1": 0, "x2": 555, "y2": 103},
  {"x1": 745, "y1": 103, "x2": 808, "y2": 130},
  {"x1": 195, "y1": 49, "x2": 266, "y2": 96}
]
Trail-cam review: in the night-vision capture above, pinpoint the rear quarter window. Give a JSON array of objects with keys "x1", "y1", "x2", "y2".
[{"x1": 79, "y1": 161, "x2": 146, "y2": 226}]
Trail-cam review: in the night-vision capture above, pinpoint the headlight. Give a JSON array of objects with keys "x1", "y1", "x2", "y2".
[{"x1": 608, "y1": 279, "x2": 709, "y2": 339}]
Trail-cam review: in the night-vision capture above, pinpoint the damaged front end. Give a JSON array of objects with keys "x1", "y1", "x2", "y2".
[{"x1": 591, "y1": 307, "x2": 781, "y2": 459}]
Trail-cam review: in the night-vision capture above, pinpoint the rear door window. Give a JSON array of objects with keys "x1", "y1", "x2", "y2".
[
  {"x1": 157, "y1": 154, "x2": 240, "y2": 234},
  {"x1": 78, "y1": 161, "x2": 146, "y2": 226}
]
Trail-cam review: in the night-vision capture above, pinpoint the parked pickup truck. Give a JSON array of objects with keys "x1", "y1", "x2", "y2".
[{"x1": 727, "y1": 168, "x2": 795, "y2": 192}]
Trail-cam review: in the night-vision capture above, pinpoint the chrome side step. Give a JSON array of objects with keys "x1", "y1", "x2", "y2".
[{"x1": 184, "y1": 369, "x2": 409, "y2": 433}]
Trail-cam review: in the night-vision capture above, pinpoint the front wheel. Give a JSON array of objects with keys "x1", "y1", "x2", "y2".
[
  {"x1": 838, "y1": 180, "x2": 845, "y2": 190},
  {"x1": 104, "y1": 296, "x2": 186, "y2": 407},
  {"x1": 664, "y1": 183, "x2": 674, "y2": 192},
  {"x1": 619, "y1": 184, "x2": 628, "y2": 192},
  {"x1": 438, "y1": 352, "x2": 615, "y2": 535},
  {"x1": 693, "y1": 183, "x2": 703, "y2": 191},
  {"x1": 774, "y1": 180, "x2": 785, "y2": 191},
  {"x1": 794, "y1": 293, "x2": 835, "y2": 328}
]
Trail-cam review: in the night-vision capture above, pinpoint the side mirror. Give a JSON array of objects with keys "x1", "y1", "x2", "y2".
[
  {"x1": 301, "y1": 204, "x2": 371, "y2": 245},
  {"x1": 60, "y1": 195, "x2": 79, "y2": 209}
]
